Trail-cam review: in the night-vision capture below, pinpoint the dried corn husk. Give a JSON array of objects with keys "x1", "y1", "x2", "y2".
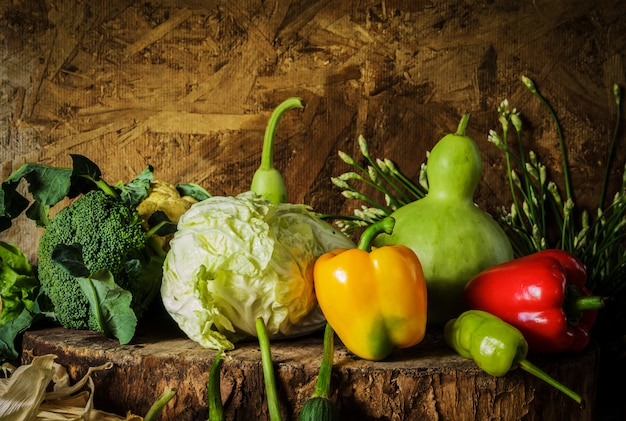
[{"x1": 0, "y1": 355, "x2": 144, "y2": 421}]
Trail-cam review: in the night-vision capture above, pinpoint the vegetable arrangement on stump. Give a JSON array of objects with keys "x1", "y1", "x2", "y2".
[{"x1": 0, "y1": 78, "x2": 621, "y2": 419}]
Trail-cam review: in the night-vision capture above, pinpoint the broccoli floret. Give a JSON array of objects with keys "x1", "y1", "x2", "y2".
[{"x1": 37, "y1": 189, "x2": 163, "y2": 331}]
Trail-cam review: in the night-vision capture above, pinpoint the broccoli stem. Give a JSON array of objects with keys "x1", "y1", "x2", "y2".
[
  {"x1": 81, "y1": 175, "x2": 120, "y2": 199},
  {"x1": 256, "y1": 317, "x2": 282, "y2": 421}
]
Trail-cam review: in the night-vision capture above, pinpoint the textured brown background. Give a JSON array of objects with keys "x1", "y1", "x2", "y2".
[
  {"x1": 1, "y1": 0, "x2": 625, "y2": 419},
  {"x1": 1, "y1": 0, "x2": 625, "y2": 261}
]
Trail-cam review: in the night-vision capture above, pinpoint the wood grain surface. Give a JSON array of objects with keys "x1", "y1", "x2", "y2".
[{"x1": 22, "y1": 322, "x2": 598, "y2": 420}]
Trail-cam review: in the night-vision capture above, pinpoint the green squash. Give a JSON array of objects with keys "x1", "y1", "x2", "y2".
[{"x1": 374, "y1": 114, "x2": 513, "y2": 326}]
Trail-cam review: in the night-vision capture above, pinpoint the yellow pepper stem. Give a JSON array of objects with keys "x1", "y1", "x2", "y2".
[{"x1": 357, "y1": 216, "x2": 395, "y2": 251}]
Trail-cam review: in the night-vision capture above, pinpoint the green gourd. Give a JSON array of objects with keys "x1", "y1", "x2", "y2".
[{"x1": 374, "y1": 114, "x2": 513, "y2": 326}]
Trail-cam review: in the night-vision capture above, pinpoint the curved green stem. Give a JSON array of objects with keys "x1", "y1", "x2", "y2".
[
  {"x1": 456, "y1": 113, "x2": 471, "y2": 136},
  {"x1": 256, "y1": 317, "x2": 282, "y2": 421},
  {"x1": 144, "y1": 387, "x2": 177, "y2": 421},
  {"x1": 357, "y1": 216, "x2": 395, "y2": 251},
  {"x1": 208, "y1": 352, "x2": 225, "y2": 421},
  {"x1": 251, "y1": 97, "x2": 305, "y2": 204},
  {"x1": 517, "y1": 358, "x2": 583, "y2": 406}
]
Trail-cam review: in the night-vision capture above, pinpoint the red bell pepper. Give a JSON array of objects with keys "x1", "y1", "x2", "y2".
[{"x1": 463, "y1": 249, "x2": 603, "y2": 354}]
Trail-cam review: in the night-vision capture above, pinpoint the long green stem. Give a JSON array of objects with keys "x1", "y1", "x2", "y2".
[
  {"x1": 144, "y1": 387, "x2": 177, "y2": 421},
  {"x1": 522, "y1": 76, "x2": 572, "y2": 202},
  {"x1": 256, "y1": 317, "x2": 282, "y2": 421},
  {"x1": 599, "y1": 84, "x2": 622, "y2": 208},
  {"x1": 313, "y1": 323, "x2": 335, "y2": 398},
  {"x1": 208, "y1": 352, "x2": 225, "y2": 421},
  {"x1": 517, "y1": 359, "x2": 583, "y2": 406}
]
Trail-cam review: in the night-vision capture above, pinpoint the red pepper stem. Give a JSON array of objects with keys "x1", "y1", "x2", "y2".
[
  {"x1": 572, "y1": 295, "x2": 604, "y2": 311},
  {"x1": 517, "y1": 358, "x2": 584, "y2": 407},
  {"x1": 357, "y1": 217, "x2": 395, "y2": 251}
]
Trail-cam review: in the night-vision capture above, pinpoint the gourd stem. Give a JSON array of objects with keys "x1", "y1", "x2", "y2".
[
  {"x1": 456, "y1": 113, "x2": 471, "y2": 136},
  {"x1": 357, "y1": 217, "x2": 395, "y2": 251},
  {"x1": 259, "y1": 97, "x2": 305, "y2": 171},
  {"x1": 251, "y1": 97, "x2": 304, "y2": 203}
]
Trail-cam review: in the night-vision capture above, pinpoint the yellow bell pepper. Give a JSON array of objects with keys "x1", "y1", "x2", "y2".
[{"x1": 313, "y1": 217, "x2": 428, "y2": 361}]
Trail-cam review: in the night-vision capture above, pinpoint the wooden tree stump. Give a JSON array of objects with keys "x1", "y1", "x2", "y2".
[{"x1": 22, "y1": 320, "x2": 597, "y2": 420}]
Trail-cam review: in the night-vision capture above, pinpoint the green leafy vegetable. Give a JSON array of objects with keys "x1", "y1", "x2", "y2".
[
  {"x1": 51, "y1": 243, "x2": 138, "y2": 344},
  {"x1": 0, "y1": 154, "x2": 168, "y2": 344},
  {"x1": 0, "y1": 241, "x2": 40, "y2": 362},
  {"x1": 37, "y1": 189, "x2": 161, "y2": 337},
  {"x1": 161, "y1": 191, "x2": 355, "y2": 351}
]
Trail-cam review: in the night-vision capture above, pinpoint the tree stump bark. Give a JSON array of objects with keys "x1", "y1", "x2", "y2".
[{"x1": 22, "y1": 320, "x2": 597, "y2": 420}]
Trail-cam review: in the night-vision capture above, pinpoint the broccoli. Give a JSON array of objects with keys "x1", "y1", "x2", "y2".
[{"x1": 37, "y1": 189, "x2": 164, "y2": 332}]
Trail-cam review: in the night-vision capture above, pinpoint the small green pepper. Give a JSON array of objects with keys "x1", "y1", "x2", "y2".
[{"x1": 444, "y1": 310, "x2": 584, "y2": 406}]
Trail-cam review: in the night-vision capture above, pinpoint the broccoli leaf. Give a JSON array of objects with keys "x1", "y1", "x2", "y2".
[
  {"x1": 0, "y1": 307, "x2": 36, "y2": 362},
  {"x1": 147, "y1": 211, "x2": 178, "y2": 236},
  {"x1": 51, "y1": 243, "x2": 90, "y2": 277},
  {"x1": 0, "y1": 164, "x2": 73, "y2": 230},
  {"x1": 176, "y1": 183, "x2": 211, "y2": 201},
  {"x1": 51, "y1": 243, "x2": 138, "y2": 344},
  {"x1": 70, "y1": 154, "x2": 102, "y2": 181},
  {"x1": 116, "y1": 165, "x2": 154, "y2": 208},
  {"x1": 77, "y1": 269, "x2": 137, "y2": 345},
  {"x1": 0, "y1": 155, "x2": 111, "y2": 231}
]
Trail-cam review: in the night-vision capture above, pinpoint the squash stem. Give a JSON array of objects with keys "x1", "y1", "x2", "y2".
[
  {"x1": 256, "y1": 317, "x2": 282, "y2": 421},
  {"x1": 313, "y1": 323, "x2": 335, "y2": 398}
]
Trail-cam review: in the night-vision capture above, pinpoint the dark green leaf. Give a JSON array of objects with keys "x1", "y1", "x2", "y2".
[
  {"x1": 5, "y1": 164, "x2": 73, "y2": 206},
  {"x1": 117, "y1": 165, "x2": 154, "y2": 207},
  {"x1": 176, "y1": 183, "x2": 211, "y2": 201},
  {"x1": 0, "y1": 307, "x2": 36, "y2": 363},
  {"x1": 51, "y1": 243, "x2": 90, "y2": 278},
  {"x1": 70, "y1": 154, "x2": 102, "y2": 181},
  {"x1": 76, "y1": 269, "x2": 137, "y2": 344},
  {"x1": 147, "y1": 211, "x2": 178, "y2": 236},
  {"x1": 0, "y1": 163, "x2": 72, "y2": 229},
  {"x1": 25, "y1": 201, "x2": 51, "y2": 228}
]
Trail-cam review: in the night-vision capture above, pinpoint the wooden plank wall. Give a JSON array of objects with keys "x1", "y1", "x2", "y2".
[{"x1": 1, "y1": 0, "x2": 625, "y2": 261}]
